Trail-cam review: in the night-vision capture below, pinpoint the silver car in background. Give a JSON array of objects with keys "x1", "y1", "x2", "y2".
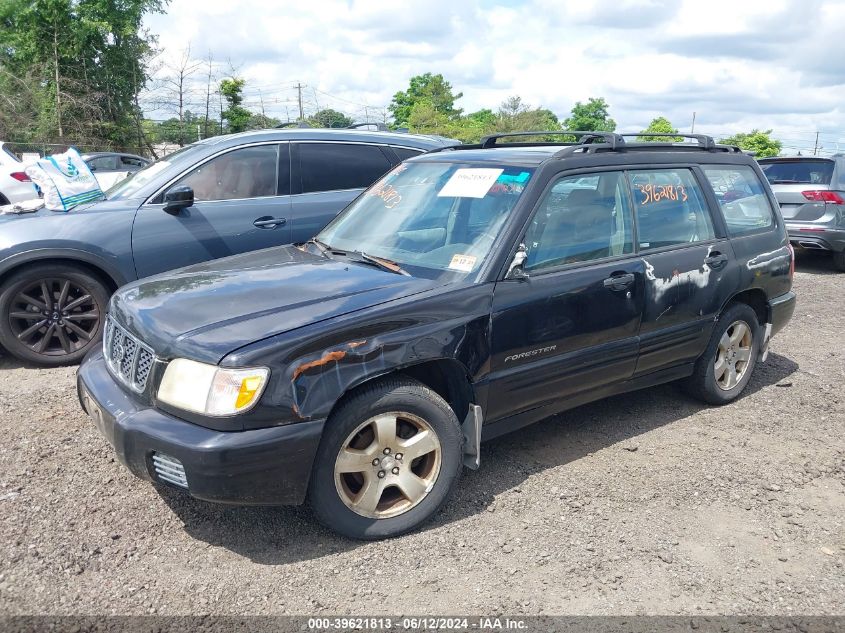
[{"x1": 759, "y1": 155, "x2": 845, "y2": 271}]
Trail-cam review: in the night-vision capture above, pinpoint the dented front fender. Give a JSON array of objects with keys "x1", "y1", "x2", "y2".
[{"x1": 222, "y1": 282, "x2": 495, "y2": 431}]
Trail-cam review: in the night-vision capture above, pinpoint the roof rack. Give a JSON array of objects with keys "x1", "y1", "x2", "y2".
[
  {"x1": 619, "y1": 133, "x2": 716, "y2": 149},
  {"x1": 275, "y1": 121, "x2": 311, "y2": 129},
  {"x1": 346, "y1": 122, "x2": 393, "y2": 131},
  {"x1": 480, "y1": 130, "x2": 625, "y2": 150}
]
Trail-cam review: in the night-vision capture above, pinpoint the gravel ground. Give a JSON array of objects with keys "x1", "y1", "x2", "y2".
[{"x1": 0, "y1": 252, "x2": 842, "y2": 616}]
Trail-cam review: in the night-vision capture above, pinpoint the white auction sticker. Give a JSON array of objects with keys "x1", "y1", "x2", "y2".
[
  {"x1": 437, "y1": 168, "x2": 504, "y2": 198},
  {"x1": 448, "y1": 253, "x2": 477, "y2": 272}
]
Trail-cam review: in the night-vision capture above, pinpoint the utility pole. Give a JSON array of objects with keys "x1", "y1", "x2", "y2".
[
  {"x1": 813, "y1": 131, "x2": 820, "y2": 156},
  {"x1": 296, "y1": 82, "x2": 305, "y2": 121},
  {"x1": 690, "y1": 111, "x2": 696, "y2": 134},
  {"x1": 259, "y1": 89, "x2": 266, "y2": 127}
]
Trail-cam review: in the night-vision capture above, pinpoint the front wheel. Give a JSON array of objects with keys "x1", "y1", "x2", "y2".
[
  {"x1": 308, "y1": 377, "x2": 463, "y2": 540},
  {"x1": 0, "y1": 263, "x2": 110, "y2": 366},
  {"x1": 684, "y1": 303, "x2": 760, "y2": 405}
]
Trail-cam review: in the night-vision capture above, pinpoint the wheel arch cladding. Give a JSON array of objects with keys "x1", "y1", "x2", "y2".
[
  {"x1": 724, "y1": 288, "x2": 768, "y2": 326},
  {"x1": 0, "y1": 256, "x2": 120, "y2": 293}
]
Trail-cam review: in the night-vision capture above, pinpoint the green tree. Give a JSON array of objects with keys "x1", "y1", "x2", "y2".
[
  {"x1": 719, "y1": 129, "x2": 782, "y2": 158},
  {"x1": 465, "y1": 108, "x2": 496, "y2": 128},
  {"x1": 637, "y1": 116, "x2": 682, "y2": 142},
  {"x1": 0, "y1": 0, "x2": 165, "y2": 152},
  {"x1": 247, "y1": 112, "x2": 281, "y2": 130},
  {"x1": 389, "y1": 73, "x2": 463, "y2": 127},
  {"x1": 492, "y1": 96, "x2": 561, "y2": 141},
  {"x1": 563, "y1": 97, "x2": 616, "y2": 132},
  {"x1": 406, "y1": 101, "x2": 457, "y2": 137},
  {"x1": 308, "y1": 108, "x2": 353, "y2": 128},
  {"x1": 219, "y1": 77, "x2": 251, "y2": 133}
]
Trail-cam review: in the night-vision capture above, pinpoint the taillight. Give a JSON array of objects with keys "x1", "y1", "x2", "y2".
[
  {"x1": 9, "y1": 171, "x2": 30, "y2": 182},
  {"x1": 788, "y1": 243, "x2": 795, "y2": 279},
  {"x1": 802, "y1": 190, "x2": 845, "y2": 204}
]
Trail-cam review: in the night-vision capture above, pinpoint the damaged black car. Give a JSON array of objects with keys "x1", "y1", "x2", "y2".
[{"x1": 78, "y1": 132, "x2": 796, "y2": 539}]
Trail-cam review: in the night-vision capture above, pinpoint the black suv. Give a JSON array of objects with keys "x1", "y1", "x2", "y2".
[{"x1": 78, "y1": 132, "x2": 796, "y2": 539}]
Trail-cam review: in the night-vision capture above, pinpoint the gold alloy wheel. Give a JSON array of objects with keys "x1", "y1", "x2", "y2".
[
  {"x1": 334, "y1": 411, "x2": 442, "y2": 519},
  {"x1": 714, "y1": 320, "x2": 753, "y2": 390}
]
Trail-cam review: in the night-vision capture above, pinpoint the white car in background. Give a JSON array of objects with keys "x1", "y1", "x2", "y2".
[
  {"x1": 0, "y1": 142, "x2": 38, "y2": 205},
  {"x1": 81, "y1": 151, "x2": 151, "y2": 190}
]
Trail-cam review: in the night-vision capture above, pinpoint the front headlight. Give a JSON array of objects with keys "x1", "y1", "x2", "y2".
[{"x1": 157, "y1": 358, "x2": 269, "y2": 416}]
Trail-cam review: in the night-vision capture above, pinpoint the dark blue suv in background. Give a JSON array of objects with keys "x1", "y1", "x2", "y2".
[{"x1": 0, "y1": 128, "x2": 457, "y2": 365}]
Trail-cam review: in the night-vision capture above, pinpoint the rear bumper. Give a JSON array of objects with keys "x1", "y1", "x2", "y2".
[
  {"x1": 77, "y1": 349, "x2": 324, "y2": 506},
  {"x1": 785, "y1": 224, "x2": 845, "y2": 252},
  {"x1": 768, "y1": 291, "x2": 796, "y2": 338}
]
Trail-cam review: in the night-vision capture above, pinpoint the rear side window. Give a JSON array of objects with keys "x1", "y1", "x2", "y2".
[
  {"x1": 702, "y1": 165, "x2": 774, "y2": 236},
  {"x1": 299, "y1": 143, "x2": 392, "y2": 193},
  {"x1": 392, "y1": 146, "x2": 424, "y2": 162},
  {"x1": 88, "y1": 156, "x2": 119, "y2": 171},
  {"x1": 120, "y1": 156, "x2": 147, "y2": 168},
  {"x1": 759, "y1": 159, "x2": 833, "y2": 185},
  {"x1": 630, "y1": 168, "x2": 715, "y2": 251}
]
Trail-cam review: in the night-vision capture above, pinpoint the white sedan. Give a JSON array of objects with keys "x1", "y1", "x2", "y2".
[
  {"x1": 81, "y1": 152, "x2": 151, "y2": 190},
  {"x1": 0, "y1": 142, "x2": 38, "y2": 205}
]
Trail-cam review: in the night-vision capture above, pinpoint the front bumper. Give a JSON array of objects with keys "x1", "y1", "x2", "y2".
[
  {"x1": 77, "y1": 349, "x2": 324, "y2": 505},
  {"x1": 785, "y1": 223, "x2": 845, "y2": 253}
]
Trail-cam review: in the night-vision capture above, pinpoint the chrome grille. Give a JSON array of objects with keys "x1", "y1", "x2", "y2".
[
  {"x1": 103, "y1": 316, "x2": 155, "y2": 393},
  {"x1": 151, "y1": 453, "x2": 188, "y2": 489}
]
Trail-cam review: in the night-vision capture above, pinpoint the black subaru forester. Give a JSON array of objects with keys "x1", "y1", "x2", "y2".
[{"x1": 78, "y1": 132, "x2": 796, "y2": 539}]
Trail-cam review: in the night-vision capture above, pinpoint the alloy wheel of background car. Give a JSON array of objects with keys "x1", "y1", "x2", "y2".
[
  {"x1": 714, "y1": 320, "x2": 753, "y2": 391},
  {"x1": 0, "y1": 264, "x2": 109, "y2": 366},
  {"x1": 309, "y1": 377, "x2": 463, "y2": 540},
  {"x1": 334, "y1": 411, "x2": 443, "y2": 519}
]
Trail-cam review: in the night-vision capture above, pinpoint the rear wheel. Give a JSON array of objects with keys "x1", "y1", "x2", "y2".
[
  {"x1": 833, "y1": 251, "x2": 845, "y2": 272},
  {"x1": 308, "y1": 377, "x2": 463, "y2": 540},
  {"x1": 684, "y1": 303, "x2": 760, "y2": 405},
  {"x1": 0, "y1": 263, "x2": 110, "y2": 366}
]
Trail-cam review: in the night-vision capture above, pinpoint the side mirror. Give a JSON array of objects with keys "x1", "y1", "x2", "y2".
[
  {"x1": 505, "y1": 243, "x2": 530, "y2": 280},
  {"x1": 163, "y1": 185, "x2": 194, "y2": 214}
]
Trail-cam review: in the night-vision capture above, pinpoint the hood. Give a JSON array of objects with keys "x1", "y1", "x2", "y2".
[
  {"x1": 111, "y1": 246, "x2": 438, "y2": 364},
  {"x1": 0, "y1": 196, "x2": 142, "y2": 222}
]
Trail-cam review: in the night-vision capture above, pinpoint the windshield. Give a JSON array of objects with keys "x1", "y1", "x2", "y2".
[
  {"x1": 316, "y1": 161, "x2": 534, "y2": 279},
  {"x1": 759, "y1": 159, "x2": 833, "y2": 185},
  {"x1": 105, "y1": 144, "x2": 199, "y2": 200}
]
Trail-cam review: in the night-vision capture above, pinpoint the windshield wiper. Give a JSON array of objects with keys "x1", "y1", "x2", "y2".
[
  {"x1": 357, "y1": 252, "x2": 410, "y2": 276},
  {"x1": 305, "y1": 238, "x2": 334, "y2": 258},
  {"x1": 313, "y1": 243, "x2": 409, "y2": 275}
]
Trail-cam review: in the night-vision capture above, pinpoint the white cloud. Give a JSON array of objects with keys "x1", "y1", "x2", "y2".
[{"x1": 144, "y1": 0, "x2": 845, "y2": 154}]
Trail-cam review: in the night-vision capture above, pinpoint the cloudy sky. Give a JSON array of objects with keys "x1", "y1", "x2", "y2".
[{"x1": 145, "y1": 0, "x2": 845, "y2": 154}]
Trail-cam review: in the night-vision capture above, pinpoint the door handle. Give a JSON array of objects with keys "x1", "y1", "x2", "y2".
[
  {"x1": 603, "y1": 272, "x2": 635, "y2": 291},
  {"x1": 253, "y1": 216, "x2": 286, "y2": 228},
  {"x1": 704, "y1": 252, "x2": 728, "y2": 269}
]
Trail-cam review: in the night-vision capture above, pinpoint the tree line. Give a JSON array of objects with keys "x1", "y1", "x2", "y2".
[
  {"x1": 0, "y1": 3, "x2": 783, "y2": 160},
  {"x1": 389, "y1": 73, "x2": 782, "y2": 157}
]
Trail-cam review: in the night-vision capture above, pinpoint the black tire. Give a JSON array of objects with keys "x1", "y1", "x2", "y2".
[
  {"x1": 0, "y1": 263, "x2": 110, "y2": 366},
  {"x1": 684, "y1": 303, "x2": 761, "y2": 405},
  {"x1": 833, "y1": 251, "x2": 845, "y2": 272},
  {"x1": 309, "y1": 377, "x2": 463, "y2": 540},
  {"x1": 0, "y1": 192, "x2": 9, "y2": 206}
]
